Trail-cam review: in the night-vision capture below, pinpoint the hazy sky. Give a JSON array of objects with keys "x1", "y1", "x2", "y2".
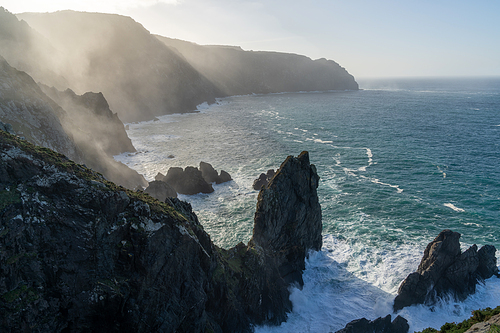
[{"x1": 3, "y1": 0, "x2": 500, "y2": 78}]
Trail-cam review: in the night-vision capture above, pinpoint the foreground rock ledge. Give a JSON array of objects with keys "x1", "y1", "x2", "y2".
[
  {"x1": 0, "y1": 132, "x2": 322, "y2": 333},
  {"x1": 394, "y1": 229, "x2": 499, "y2": 312}
]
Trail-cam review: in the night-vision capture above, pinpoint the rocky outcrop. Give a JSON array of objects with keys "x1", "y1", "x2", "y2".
[
  {"x1": 0, "y1": 55, "x2": 146, "y2": 190},
  {"x1": 155, "y1": 163, "x2": 232, "y2": 195},
  {"x1": 162, "y1": 166, "x2": 214, "y2": 195},
  {"x1": 465, "y1": 313, "x2": 500, "y2": 333},
  {"x1": 40, "y1": 86, "x2": 135, "y2": 156},
  {"x1": 250, "y1": 151, "x2": 322, "y2": 286},
  {"x1": 252, "y1": 169, "x2": 275, "y2": 190},
  {"x1": 0, "y1": 55, "x2": 82, "y2": 163},
  {"x1": 394, "y1": 229, "x2": 499, "y2": 311},
  {"x1": 199, "y1": 161, "x2": 232, "y2": 184},
  {"x1": 335, "y1": 315, "x2": 409, "y2": 333},
  {"x1": 145, "y1": 180, "x2": 177, "y2": 201},
  {"x1": 0, "y1": 122, "x2": 14, "y2": 135},
  {"x1": 0, "y1": 133, "x2": 323, "y2": 331}
]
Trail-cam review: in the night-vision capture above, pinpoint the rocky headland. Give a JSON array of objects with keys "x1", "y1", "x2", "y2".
[
  {"x1": 0, "y1": 131, "x2": 321, "y2": 332},
  {"x1": 0, "y1": 8, "x2": 358, "y2": 123},
  {"x1": 394, "y1": 229, "x2": 499, "y2": 311}
]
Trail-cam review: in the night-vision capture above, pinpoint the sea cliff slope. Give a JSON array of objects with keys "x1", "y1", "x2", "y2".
[{"x1": 0, "y1": 131, "x2": 322, "y2": 332}]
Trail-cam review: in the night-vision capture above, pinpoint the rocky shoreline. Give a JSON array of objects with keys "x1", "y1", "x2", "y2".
[{"x1": 0, "y1": 131, "x2": 322, "y2": 332}]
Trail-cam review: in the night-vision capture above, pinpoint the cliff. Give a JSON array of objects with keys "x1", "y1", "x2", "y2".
[
  {"x1": 157, "y1": 36, "x2": 359, "y2": 95},
  {"x1": 0, "y1": 133, "x2": 322, "y2": 332},
  {"x1": 0, "y1": 54, "x2": 146, "y2": 189},
  {"x1": 15, "y1": 10, "x2": 223, "y2": 123},
  {"x1": 1, "y1": 9, "x2": 358, "y2": 122},
  {"x1": 0, "y1": 55, "x2": 82, "y2": 163}
]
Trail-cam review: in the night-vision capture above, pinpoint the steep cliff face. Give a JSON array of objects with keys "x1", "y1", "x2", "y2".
[
  {"x1": 0, "y1": 55, "x2": 82, "y2": 163},
  {"x1": 394, "y1": 230, "x2": 499, "y2": 311},
  {"x1": 251, "y1": 151, "x2": 322, "y2": 286},
  {"x1": 40, "y1": 86, "x2": 135, "y2": 156},
  {"x1": 0, "y1": 55, "x2": 145, "y2": 189},
  {"x1": 157, "y1": 36, "x2": 359, "y2": 95},
  {"x1": 0, "y1": 134, "x2": 322, "y2": 332},
  {"x1": 1, "y1": 8, "x2": 358, "y2": 123},
  {"x1": 16, "y1": 10, "x2": 222, "y2": 123},
  {"x1": 0, "y1": 7, "x2": 68, "y2": 89}
]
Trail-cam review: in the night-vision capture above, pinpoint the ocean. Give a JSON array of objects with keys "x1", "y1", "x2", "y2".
[{"x1": 114, "y1": 77, "x2": 500, "y2": 332}]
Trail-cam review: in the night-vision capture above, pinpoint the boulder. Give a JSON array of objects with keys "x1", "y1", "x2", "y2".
[
  {"x1": 393, "y1": 229, "x2": 499, "y2": 311},
  {"x1": 335, "y1": 315, "x2": 409, "y2": 333},
  {"x1": 252, "y1": 169, "x2": 275, "y2": 190},
  {"x1": 144, "y1": 180, "x2": 177, "y2": 201},
  {"x1": 251, "y1": 151, "x2": 322, "y2": 286}
]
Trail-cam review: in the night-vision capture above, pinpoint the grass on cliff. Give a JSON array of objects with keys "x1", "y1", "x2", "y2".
[
  {"x1": 417, "y1": 306, "x2": 500, "y2": 333},
  {"x1": 0, "y1": 130, "x2": 186, "y2": 222}
]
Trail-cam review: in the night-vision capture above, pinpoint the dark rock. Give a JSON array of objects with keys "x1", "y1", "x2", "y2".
[
  {"x1": 219, "y1": 170, "x2": 232, "y2": 183},
  {"x1": 393, "y1": 229, "x2": 499, "y2": 311},
  {"x1": 335, "y1": 315, "x2": 409, "y2": 333},
  {"x1": 478, "y1": 245, "x2": 500, "y2": 279},
  {"x1": 200, "y1": 161, "x2": 232, "y2": 184},
  {"x1": 0, "y1": 122, "x2": 14, "y2": 135},
  {"x1": 200, "y1": 161, "x2": 219, "y2": 183},
  {"x1": 0, "y1": 135, "x2": 323, "y2": 332},
  {"x1": 252, "y1": 169, "x2": 275, "y2": 190},
  {"x1": 251, "y1": 151, "x2": 321, "y2": 286},
  {"x1": 154, "y1": 172, "x2": 166, "y2": 182},
  {"x1": 164, "y1": 166, "x2": 214, "y2": 195},
  {"x1": 144, "y1": 180, "x2": 177, "y2": 201}
]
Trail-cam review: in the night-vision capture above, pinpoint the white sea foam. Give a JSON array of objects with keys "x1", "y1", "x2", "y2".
[
  {"x1": 256, "y1": 234, "x2": 500, "y2": 333},
  {"x1": 444, "y1": 203, "x2": 465, "y2": 212}
]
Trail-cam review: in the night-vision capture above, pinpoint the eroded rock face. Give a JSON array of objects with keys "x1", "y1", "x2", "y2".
[
  {"x1": 0, "y1": 135, "x2": 323, "y2": 332},
  {"x1": 393, "y1": 229, "x2": 499, "y2": 311},
  {"x1": 335, "y1": 315, "x2": 409, "y2": 333},
  {"x1": 252, "y1": 169, "x2": 275, "y2": 190},
  {"x1": 251, "y1": 151, "x2": 322, "y2": 286},
  {"x1": 144, "y1": 180, "x2": 177, "y2": 201},
  {"x1": 163, "y1": 166, "x2": 214, "y2": 195}
]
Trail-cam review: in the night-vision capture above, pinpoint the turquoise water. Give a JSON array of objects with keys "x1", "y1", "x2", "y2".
[{"x1": 115, "y1": 77, "x2": 500, "y2": 332}]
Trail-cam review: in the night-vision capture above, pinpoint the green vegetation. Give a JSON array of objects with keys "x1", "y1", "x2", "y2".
[
  {"x1": 0, "y1": 130, "x2": 186, "y2": 221},
  {"x1": 0, "y1": 188, "x2": 21, "y2": 210},
  {"x1": 417, "y1": 306, "x2": 500, "y2": 333},
  {"x1": 488, "y1": 324, "x2": 500, "y2": 333}
]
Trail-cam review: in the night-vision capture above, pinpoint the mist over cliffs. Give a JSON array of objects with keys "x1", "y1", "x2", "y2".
[
  {"x1": 2, "y1": 8, "x2": 358, "y2": 123},
  {"x1": 0, "y1": 6, "x2": 358, "y2": 189},
  {"x1": 157, "y1": 36, "x2": 359, "y2": 96}
]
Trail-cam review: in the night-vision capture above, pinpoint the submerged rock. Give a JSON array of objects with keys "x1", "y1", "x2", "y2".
[
  {"x1": 335, "y1": 315, "x2": 409, "y2": 333},
  {"x1": 393, "y1": 229, "x2": 499, "y2": 311}
]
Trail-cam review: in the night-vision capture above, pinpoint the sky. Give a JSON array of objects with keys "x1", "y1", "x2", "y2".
[{"x1": 2, "y1": 0, "x2": 500, "y2": 78}]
